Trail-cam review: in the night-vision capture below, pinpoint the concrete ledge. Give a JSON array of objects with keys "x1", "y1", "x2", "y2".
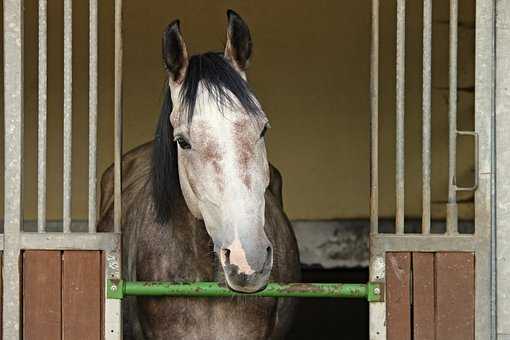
[{"x1": 293, "y1": 219, "x2": 474, "y2": 268}]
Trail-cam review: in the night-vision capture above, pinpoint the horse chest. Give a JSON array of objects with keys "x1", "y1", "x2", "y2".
[
  {"x1": 131, "y1": 221, "x2": 279, "y2": 339},
  {"x1": 138, "y1": 297, "x2": 277, "y2": 340}
]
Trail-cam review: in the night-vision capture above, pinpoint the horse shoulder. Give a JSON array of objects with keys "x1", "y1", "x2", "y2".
[{"x1": 97, "y1": 141, "x2": 155, "y2": 232}]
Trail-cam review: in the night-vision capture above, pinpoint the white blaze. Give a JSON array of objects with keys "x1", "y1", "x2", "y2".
[{"x1": 225, "y1": 238, "x2": 255, "y2": 275}]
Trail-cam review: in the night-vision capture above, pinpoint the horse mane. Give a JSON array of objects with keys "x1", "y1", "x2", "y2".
[
  {"x1": 152, "y1": 52, "x2": 262, "y2": 224},
  {"x1": 152, "y1": 85, "x2": 182, "y2": 224}
]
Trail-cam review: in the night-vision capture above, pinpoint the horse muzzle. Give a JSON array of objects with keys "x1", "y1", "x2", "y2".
[{"x1": 220, "y1": 243, "x2": 273, "y2": 293}]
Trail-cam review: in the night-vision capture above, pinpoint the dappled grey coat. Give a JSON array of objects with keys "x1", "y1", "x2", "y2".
[{"x1": 98, "y1": 142, "x2": 300, "y2": 339}]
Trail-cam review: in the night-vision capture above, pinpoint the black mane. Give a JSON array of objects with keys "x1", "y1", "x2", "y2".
[
  {"x1": 181, "y1": 52, "x2": 261, "y2": 121},
  {"x1": 152, "y1": 52, "x2": 261, "y2": 224}
]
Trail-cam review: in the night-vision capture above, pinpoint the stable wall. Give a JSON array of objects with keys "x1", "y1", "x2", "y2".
[{"x1": 0, "y1": 0, "x2": 476, "y2": 222}]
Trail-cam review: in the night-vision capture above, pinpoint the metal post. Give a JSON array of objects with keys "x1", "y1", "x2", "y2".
[
  {"x1": 107, "y1": 1, "x2": 124, "y2": 338},
  {"x1": 475, "y1": 0, "x2": 496, "y2": 338},
  {"x1": 107, "y1": 280, "x2": 384, "y2": 301},
  {"x1": 447, "y1": 0, "x2": 459, "y2": 234},
  {"x1": 89, "y1": 0, "x2": 98, "y2": 233},
  {"x1": 496, "y1": 1, "x2": 510, "y2": 337},
  {"x1": 37, "y1": 0, "x2": 47, "y2": 233},
  {"x1": 369, "y1": 3, "x2": 385, "y2": 338},
  {"x1": 114, "y1": 0, "x2": 123, "y2": 233},
  {"x1": 63, "y1": 0, "x2": 73, "y2": 233},
  {"x1": 369, "y1": 253, "x2": 386, "y2": 340},
  {"x1": 3, "y1": 0, "x2": 24, "y2": 337},
  {"x1": 422, "y1": 0, "x2": 432, "y2": 234},
  {"x1": 395, "y1": 0, "x2": 406, "y2": 234},
  {"x1": 370, "y1": 0, "x2": 379, "y2": 235},
  {"x1": 105, "y1": 249, "x2": 122, "y2": 339}
]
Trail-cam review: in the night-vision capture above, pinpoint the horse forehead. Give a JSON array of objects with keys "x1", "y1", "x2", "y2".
[{"x1": 190, "y1": 113, "x2": 251, "y2": 140}]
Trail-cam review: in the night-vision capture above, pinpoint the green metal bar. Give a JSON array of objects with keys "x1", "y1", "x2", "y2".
[{"x1": 107, "y1": 280, "x2": 384, "y2": 302}]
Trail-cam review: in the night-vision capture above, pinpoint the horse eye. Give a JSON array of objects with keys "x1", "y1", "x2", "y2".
[{"x1": 176, "y1": 136, "x2": 191, "y2": 149}]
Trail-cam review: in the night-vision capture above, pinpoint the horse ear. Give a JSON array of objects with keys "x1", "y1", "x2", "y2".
[
  {"x1": 162, "y1": 20, "x2": 188, "y2": 83},
  {"x1": 224, "y1": 10, "x2": 252, "y2": 74}
]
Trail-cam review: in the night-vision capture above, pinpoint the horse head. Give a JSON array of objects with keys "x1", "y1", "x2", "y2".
[{"x1": 155, "y1": 10, "x2": 273, "y2": 293}]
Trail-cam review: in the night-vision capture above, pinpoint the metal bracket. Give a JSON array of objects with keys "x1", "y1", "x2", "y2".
[
  {"x1": 367, "y1": 282, "x2": 385, "y2": 302},
  {"x1": 107, "y1": 279, "x2": 124, "y2": 299},
  {"x1": 455, "y1": 130, "x2": 479, "y2": 191}
]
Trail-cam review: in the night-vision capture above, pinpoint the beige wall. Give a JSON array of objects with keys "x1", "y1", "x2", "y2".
[{"x1": 0, "y1": 0, "x2": 476, "y2": 222}]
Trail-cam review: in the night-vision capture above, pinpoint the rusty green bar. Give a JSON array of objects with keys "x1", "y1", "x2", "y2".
[{"x1": 107, "y1": 280, "x2": 383, "y2": 302}]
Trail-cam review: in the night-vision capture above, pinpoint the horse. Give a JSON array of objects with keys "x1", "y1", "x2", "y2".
[{"x1": 98, "y1": 10, "x2": 301, "y2": 339}]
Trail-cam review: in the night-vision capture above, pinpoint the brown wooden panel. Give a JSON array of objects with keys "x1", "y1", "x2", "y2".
[
  {"x1": 386, "y1": 252, "x2": 411, "y2": 340},
  {"x1": 62, "y1": 251, "x2": 102, "y2": 340},
  {"x1": 413, "y1": 252, "x2": 435, "y2": 340},
  {"x1": 23, "y1": 250, "x2": 62, "y2": 340},
  {"x1": 436, "y1": 252, "x2": 475, "y2": 340}
]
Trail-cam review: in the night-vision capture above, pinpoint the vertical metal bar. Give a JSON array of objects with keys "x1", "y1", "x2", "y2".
[
  {"x1": 89, "y1": 0, "x2": 98, "y2": 233},
  {"x1": 38, "y1": 0, "x2": 48, "y2": 233},
  {"x1": 370, "y1": 0, "x2": 379, "y2": 235},
  {"x1": 114, "y1": 0, "x2": 123, "y2": 233},
  {"x1": 395, "y1": 0, "x2": 406, "y2": 234},
  {"x1": 447, "y1": 0, "x2": 458, "y2": 234},
  {"x1": 63, "y1": 0, "x2": 73, "y2": 233},
  {"x1": 369, "y1": 7, "x2": 385, "y2": 337},
  {"x1": 422, "y1": 0, "x2": 432, "y2": 234},
  {"x1": 3, "y1": 0, "x2": 24, "y2": 337}
]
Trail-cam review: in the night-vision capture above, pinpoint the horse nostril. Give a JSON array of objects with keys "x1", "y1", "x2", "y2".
[
  {"x1": 222, "y1": 248, "x2": 231, "y2": 265},
  {"x1": 262, "y1": 246, "x2": 272, "y2": 272}
]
